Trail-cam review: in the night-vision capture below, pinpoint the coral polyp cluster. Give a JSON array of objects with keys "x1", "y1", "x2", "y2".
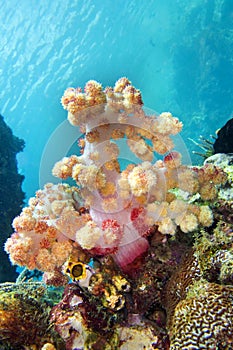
[
  {"x1": 61, "y1": 80, "x2": 106, "y2": 118},
  {"x1": 3, "y1": 78, "x2": 233, "y2": 349},
  {"x1": 61, "y1": 77, "x2": 142, "y2": 126}
]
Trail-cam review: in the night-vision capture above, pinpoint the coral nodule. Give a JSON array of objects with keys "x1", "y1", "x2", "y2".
[{"x1": 3, "y1": 77, "x2": 233, "y2": 349}]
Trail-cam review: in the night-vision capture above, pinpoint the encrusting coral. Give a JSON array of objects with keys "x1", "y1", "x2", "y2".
[
  {"x1": 3, "y1": 78, "x2": 233, "y2": 349},
  {"x1": 0, "y1": 281, "x2": 64, "y2": 349}
]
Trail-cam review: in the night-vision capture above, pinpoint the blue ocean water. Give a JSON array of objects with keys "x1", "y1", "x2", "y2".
[{"x1": 0, "y1": 0, "x2": 232, "y2": 201}]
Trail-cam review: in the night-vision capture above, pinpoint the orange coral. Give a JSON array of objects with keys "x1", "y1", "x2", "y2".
[
  {"x1": 5, "y1": 77, "x2": 229, "y2": 280},
  {"x1": 4, "y1": 184, "x2": 81, "y2": 278},
  {"x1": 114, "y1": 77, "x2": 131, "y2": 93},
  {"x1": 52, "y1": 155, "x2": 80, "y2": 179}
]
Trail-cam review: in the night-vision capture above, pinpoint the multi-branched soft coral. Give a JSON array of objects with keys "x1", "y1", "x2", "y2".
[{"x1": 5, "y1": 78, "x2": 227, "y2": 279}]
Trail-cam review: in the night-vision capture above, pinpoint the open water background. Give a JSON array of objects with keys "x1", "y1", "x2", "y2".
[{"x1": 0, "y1": 0, "x2": 233, "y2": 201}]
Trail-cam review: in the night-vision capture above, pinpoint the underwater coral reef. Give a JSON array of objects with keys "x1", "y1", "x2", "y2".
[{"x1": 2, "y1": 78, "x2": 233, "y2": 349}]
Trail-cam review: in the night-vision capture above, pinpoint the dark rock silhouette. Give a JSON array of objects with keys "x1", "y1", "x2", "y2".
[
  {"x1": 0, "y1": 114, "x2": 25, "y2": 282},
  {"x1": 213, "y1": 118, "x2": 233, "y2": 154}
]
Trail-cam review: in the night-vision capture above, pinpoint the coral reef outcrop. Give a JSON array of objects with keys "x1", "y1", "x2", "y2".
[{"x1": 3, "y1": 78, "x2": 233, "y2": 349}]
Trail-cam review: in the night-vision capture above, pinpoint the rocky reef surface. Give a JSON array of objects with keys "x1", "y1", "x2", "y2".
[{"x1": 1, "y1": 79, "x2": 233, "y2": 349}]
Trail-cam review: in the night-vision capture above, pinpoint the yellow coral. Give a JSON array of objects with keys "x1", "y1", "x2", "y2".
[
  {"x1": 72, "y1": 164, "x2": 106, "y2": 190},
  {"x1": 128, "y1": 162, "x2": 157, "y2": 197},
  {"x1": 6, "y1": 77, "x2": 227, "y2": 292},
  {"x1": 199, "y1": 182, "x2": 218, "y2": 200},
  {"x1": 86, "y1": 129, "x2": 100, "y2": 143},
  {"x1": 177, "y1": 168, "x2": 199, "y2": 194},
  {"x1": 152, "y1": 135, "x2": 174, "y2": 154},
  {"x1": 127, "y1": 138, "x2": 153, "y2": 161},
  {"x1": 75, "y1": 222, "x2": 101, "y2": 250},
  {"x1": 198, "y1": 205, "x2": 213, "y2": 227},
  {"x1": 156, "y1": 112, "x2": 183, "y2": 135},
  {"x1": 111, "y1": 128, "x2": 125, "y2": 139},
  {"x1": 104, "y1": 159, "x2": 120, "y2": 172},
  {"x1": 41, "y1": 344, "x2": 56, "y2": 350},
  {"x1": 84, "y1": 80, "x2": 103, "y2": 96},
  {"x1": 114, "y1": 77, "x2": 131, "y2": 93},
  {"x1": 176, "y1": 213, "x2": 198, "y2": 233},
  {"x1": 158, "y1": 217, "x2": 176, "y2": 235},
  {"x1": 99, "y1": 181, "x2": 116, "y2": 197}
]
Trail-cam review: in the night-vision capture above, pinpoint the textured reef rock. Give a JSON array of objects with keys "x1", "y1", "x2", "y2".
[
  {"x1": 164, "y1": 158, "x2": 233, "y2": 349},
  {"x1": 51, "y1": 281, "x2": 160, "y2": 350},
  {"x1": 0, "y1": 281, "x2": 64, "y2": 349},
  {"x1": 165, "y1": 241, "x2": 233, "y2": 349},
  {"x1": 204, "y1": 153, "x2": 233, "y2": 201},
  {"x1": 0, "y1": 114, "x2": 25, "y2": 282},
  {"x1": 169, "y1": 281, "x2": 233, "y2": 349},
  {"x1": 3, "y1": 78, "x2": 233, "y2": 349}
]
